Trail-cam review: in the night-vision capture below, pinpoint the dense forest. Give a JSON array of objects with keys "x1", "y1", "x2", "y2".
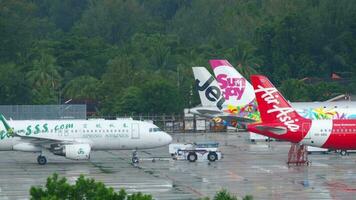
[{"x1": 1, "y1": 0, "x2": 356, "y2": 115}]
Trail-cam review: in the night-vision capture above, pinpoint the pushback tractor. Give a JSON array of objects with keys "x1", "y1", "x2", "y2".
[{"x1": 169, "y1": 142, "x2": 223, "y2": 162}]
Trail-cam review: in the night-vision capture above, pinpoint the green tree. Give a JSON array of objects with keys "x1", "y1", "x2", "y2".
[
  {"x1": 26, "y1": 53, "x2": 61, "y2": 104},
  {"x1": 74, "y1": 0, "x2": 150, "y2": 44},
  {"x1": 113, "y1": 86, "x2": 144, "y2": 115},
  {"x1": 279, "y1": 79, "x2": 310, "y2": 101},
  {"x1": 225, "y1": 41, "x2": 262, "y2": 79},
  {"x1": 213, "y1": 189, "x2": 238, "y2": 200},
  {"x1": 53, "y1": 35, "x2": 118, "y2": 80},
  {"x1": 30, "y1": 173, "x2": 71, "y2": 199},
  {"x1": 99, "y1": 57, "x2": 140, "y2": 115},
  {"x1": 0, "y1": 0, "x2": 38, "y2": 62},
  {"x1": 30, "y1": 173, "x2": 152, "y2": 200},
  {"x1": 141, "y1": 78, "x2": 181, "y2": 114},
  {"x1": 34, "y1": 0, "x2": 88, "y2": 32},
  {"x1": 201, "y1": 189, "x2": 253, "y2": 200},
  {"x1": 307, "y1": 82, "x2": 345, "y2": 101},
  {"x1": 127, "y1": 33, "x2": 179, "y2": 70},
  {"x1": 0, "y1": 63, "x2": 31, "y2": 104},
  {"x1": 63, "y1": 75, "x2": 100, "y2": 100}
]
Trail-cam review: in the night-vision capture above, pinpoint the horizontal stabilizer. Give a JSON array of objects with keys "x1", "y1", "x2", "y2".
[
  {"x1": 219, "y1": 116, "x2": 257, "y2": 123},
  {"x1": 255, "y1": 125, "x2": 287, "y2": 135},
  {"x1": 193, "y1": 109, "x2": 222, "y2": 115}
]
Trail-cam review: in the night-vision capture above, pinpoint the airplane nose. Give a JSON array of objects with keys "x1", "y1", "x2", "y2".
[{"x1": 165, "y1": 133, "x2": 173, "y2": 144}]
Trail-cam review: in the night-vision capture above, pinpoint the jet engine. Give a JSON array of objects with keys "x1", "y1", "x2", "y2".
[{"x1": 50, "y1": 144, "x2": 91, "y2": 160}]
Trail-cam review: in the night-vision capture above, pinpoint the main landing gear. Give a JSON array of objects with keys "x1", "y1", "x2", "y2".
[
  {"x1": 340, "y1": 150, "x2": 348, "y2": 156},
  {"x1": 37, "y1": 155, "x2": 47, "y2": 165},
  {"x1": 132, "y1": 150, "x2": 139, "y2": 164}
]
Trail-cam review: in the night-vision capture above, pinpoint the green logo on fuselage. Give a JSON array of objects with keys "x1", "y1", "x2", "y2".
[
  {"x1": 26, "y1": 123, "x2": 49, "y2": 135},
  {"x1": 0, "y1": 123, "x2": 74, "y2": 140},
  {"x1": 78, "y1": 148, "x2": 84, "y2": 154},
  {"x1": 0, "y1": 130, "x2": 11, "y2": 140}
]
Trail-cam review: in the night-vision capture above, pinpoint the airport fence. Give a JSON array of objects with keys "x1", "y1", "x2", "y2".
[
  {"x1": 0, "y1": 105, "x2": 87, "y2": 120},
  {"x1": 115, "y1": 114, "x2": 227, "y2": 133}
]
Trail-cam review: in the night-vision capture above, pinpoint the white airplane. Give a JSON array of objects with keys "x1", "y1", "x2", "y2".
[
  {"x1": 190, "y1": 60, "x2": 356, "y2": 127},
  {"x1": 0, "y1": 115, "x2": 172, "y2": 165}
]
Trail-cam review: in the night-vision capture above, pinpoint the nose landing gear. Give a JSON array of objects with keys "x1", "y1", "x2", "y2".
[{"x1": 132, "y1": 150, "x2": 139, "y2": 164}]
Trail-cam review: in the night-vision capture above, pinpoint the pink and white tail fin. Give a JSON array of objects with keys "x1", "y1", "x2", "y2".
[
  {"x1": 209, "y1": 60, "x2": 255, "y2": 107},
  {"x1": 250, "y1": 75, "x2": 305, "y2": 132}
]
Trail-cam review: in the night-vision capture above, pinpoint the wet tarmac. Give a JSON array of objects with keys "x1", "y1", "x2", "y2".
[{"x1": 1, "y1": 132, "x2": 356, "y2": 199}]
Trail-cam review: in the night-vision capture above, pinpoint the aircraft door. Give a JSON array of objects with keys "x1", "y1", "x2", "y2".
[
  {"x1": 131, "y1": 123, "x2": 140, "y2": 139},
  {"x1": 302, "y1": 122, "x2": 311, "y2": 139}
]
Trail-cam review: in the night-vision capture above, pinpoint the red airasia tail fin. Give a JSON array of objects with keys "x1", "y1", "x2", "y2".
[{"x1": 250, "y1": 75, "x2": 305, "y2": 132}]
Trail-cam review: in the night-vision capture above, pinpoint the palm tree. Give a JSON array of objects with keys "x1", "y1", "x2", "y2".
[
  {"x1": 26, "y1": 53, "x2": 61, "y2": 90},
  {"x1": 63, "y1": 75, "x2": 100, "y2": 100},
  {"x1": 26, "y1": 53, "x2": 61, "y2": 104},
  {"x1": 227, "y1": 41, "x2": 262, "y2": 78}
]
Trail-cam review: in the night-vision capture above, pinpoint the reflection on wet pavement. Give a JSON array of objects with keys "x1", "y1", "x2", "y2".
[{"x1": 0, "y1": 132, "x2": 355, "y2": 199}]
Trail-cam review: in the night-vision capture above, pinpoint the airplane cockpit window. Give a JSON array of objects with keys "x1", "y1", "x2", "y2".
[{"x1": 149, "y1": 127, "x2": 161, "y2": 132}]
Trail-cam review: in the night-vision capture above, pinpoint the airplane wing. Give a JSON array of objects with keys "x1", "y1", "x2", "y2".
[
  {"x1": 255, "y1": 125, "x2": 287, "y2": 135},
  {"x1": 14, "y1": 132, "x2": 76, "y2": 144}
]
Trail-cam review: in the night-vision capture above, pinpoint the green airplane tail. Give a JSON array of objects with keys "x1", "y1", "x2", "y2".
[{"x1": 0, "y1": 114, "x2": 14, "y2": 137}]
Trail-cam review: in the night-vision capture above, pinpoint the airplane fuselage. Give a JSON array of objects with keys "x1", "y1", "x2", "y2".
[
  {"x1": 248, "y1": 119, "x2": 356, "y2": 150},
  {"x1": 190, "y1": 101, "x2": 356, "y2": 123},
  {"x1": 301, "y1": 119, "x2": 356, "y2": 150},
  {"x1": 0, "y1": 119, "x2": 172, "y2": 151}
]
